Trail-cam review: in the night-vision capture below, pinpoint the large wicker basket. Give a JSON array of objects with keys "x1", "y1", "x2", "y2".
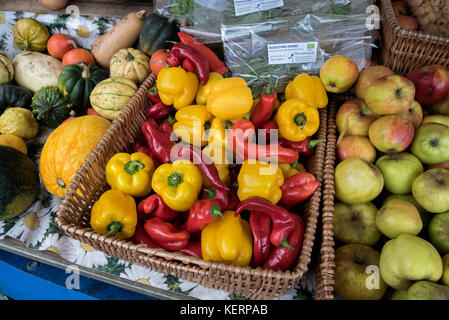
[
  {"x1": 380, "y1": 0, "x2": 449, "y2": 74},
  {"x1": 55, "y1": 73, "x2": 327, "y2": 299}
]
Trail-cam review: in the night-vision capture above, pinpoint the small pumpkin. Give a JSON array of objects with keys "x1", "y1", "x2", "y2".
[
  {"x1": 0, "y1": 84, "x2": 33, "y2": 114},
  {"x1": 62, "y1": 48, "x2": 95, "y2": 66},
  {"x1": 150, "y1": 49, "x2": 169, "y2": 76},
  {"x1": 90, "y1": 77, "x2": 138, "y2": 120},
  {"x1": 58, "y1": 62, "x2": 108, "y2": 115},
  {"x1": 47, "y1": 33, "x2": 77, "y2": 60},
  {"x1": 13, "y1": 18, "x2": 50, "y2": 52},
  {"x1": 0, "y1": 51, "x2": 14, "y2": 85},
  {"x1": 39, "y1": 115, "x2": 111, "y2": 198},
  {"x1": 31, "y1": 86, "x2": 72, "y2": 128},
  {"x1": 110, "y1": 48, "x2": 150, "y2": 85},
  {"x1": 138, "y1": 13, "x2": 177, "y2": 56}
]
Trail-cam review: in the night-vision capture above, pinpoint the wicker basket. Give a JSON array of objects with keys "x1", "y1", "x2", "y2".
[
  {"x1": 380, "y1": 0, "x2": 449, "y2": 74},
  {"x1": 55, "y1": 73, "x2": 327, "y2": 300}
]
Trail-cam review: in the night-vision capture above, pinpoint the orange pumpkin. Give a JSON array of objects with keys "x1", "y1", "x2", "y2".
[
  {"x1": 150, "y1": 49, "x2": 169, "y2": 76},
  {"x1": 62, "y1": 48, "x2": 95, "y2": 66},
  {"x1": 39, "y1": 115, "x2": 111, "y2": 198},
  {"x1": 47, "y1": 34, "x2": 77, "y2": 60}
]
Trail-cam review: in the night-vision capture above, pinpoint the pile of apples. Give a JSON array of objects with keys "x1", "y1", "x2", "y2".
[
  {"x1": 392, "y1": 1, "x2": 419, "y2": 32},
  {"x1": 331, "y1": 60, "x2": 449, "y2": 300}
]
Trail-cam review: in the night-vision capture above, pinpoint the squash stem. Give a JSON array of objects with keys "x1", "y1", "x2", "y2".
[{"x1": 81, "y1": 63, "x2": 91, "y2": 79}]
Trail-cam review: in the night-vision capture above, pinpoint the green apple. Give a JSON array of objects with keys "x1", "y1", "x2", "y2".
[
  {"x1": 398, "y1": 100, "x2": 423, "y2": 128},
  {"x1": 430, "y1": 93, "x2": 449, "y2": 116},
  {"x1": 379, "y1": 234, "x2": 443, "y2": 290},
  {"x1": 406, "y1": 281, "x2": 449, "y2": 300},
  {"x1": 334, "y1": 244, "x2": 387, "y2": 300},
  {"x1": 335, "y1": 157, "x2": 384, "y2": 204},
  {"x1": 412, "y1": 168, "x2": 449, "y2": 213},
  {"x1": 428, "y1": 211, "x2": 449, "y2": 254},
  {"x1": 442, "y1": 254, "x2": 449, "y2": 286},
  {"x1": 411, "y1": 122, "x2": 449, "y2": 165},
  {"x1": 382, "y1": 194, "x2": 431, "y2": 228},
  {"x1": 375, "y1": 152, "x2": 424, "y2": 195},
  {"x1": 390, "y1": 289, "x2": 408, "y2": 300},
  {"x1": 334, "y1": 201, "x2": 381, "y2": 246},
  {"x1": 422, "y1": 114, "x2": 449, "y2": 128},
  {"x1": 376, "y1": 199, "x2": 422, "y2": 239}
]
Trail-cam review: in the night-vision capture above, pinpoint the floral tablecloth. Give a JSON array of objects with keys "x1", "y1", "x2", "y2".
[{"x1": 0, "y1": 10, "x2": 316, "y2": 300}]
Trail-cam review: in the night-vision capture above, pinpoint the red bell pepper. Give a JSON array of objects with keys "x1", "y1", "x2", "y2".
[
  {"x1": 166, "y1": 42, "x2": 210, "y2": 85},
  {"x1": 250, "y1": 77, "x2": 277, "y2": 129},
  {"x1": 147, "y1": 101, "x2": 174, "y2": 120},
  {"x1": 201, "y1": 187, "x2": 239, "y2": 211},
  {"x1": 279, "y1": 172, "x2": 319, "y2": 210},
  {"x1": 178, "y1": 241, "x2": 203, "y2": 258},
  {"x1": 131, "y1": 223, "x2": 160, "y2": 249},
  {"x1": 141, "y1": 120, "x2": 174, "y2": 164},
  {"x1": 279, "y1": 137, "x2": 324, "y2": 157},
  {"x1": 250, "y1": 211, "x2": 272, "y2": 267},
  {"x1": 180, "y1": 199, "x2": 223, "y2": 233},
  {"x1": 235, "y1": 196, "x2": 296, "y2": 248},
  {"x1": 263, "y1": 214, "x2": 305, "y2": 271},
  {"x1": 144, "y1": 217, "x2": 190, "y2": 251},
  {"x1": 148, "y1": 87, "x2": 161, "y2": 104},
  {"x1": 137, "y1": 194, "x2": 178, "y2": 221},
  {"x1": 177, "y1": 32, "x2": 228, "y2": 75}
]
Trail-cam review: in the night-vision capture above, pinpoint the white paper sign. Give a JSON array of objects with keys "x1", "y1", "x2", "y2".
[
  {"x1": 234, "y1": 0, "x2": 284, "y2": 17},
  {"x1": 267, "y1": 42, "x2": 318, "y2": 65}
]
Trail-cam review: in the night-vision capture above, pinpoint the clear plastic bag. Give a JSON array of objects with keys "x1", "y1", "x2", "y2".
[{"x1": 221, "y1": 13, "x2": 378, "y2": 96}]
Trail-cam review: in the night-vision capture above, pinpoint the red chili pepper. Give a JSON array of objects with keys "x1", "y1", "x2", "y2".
[
  {"x1": 177, "y1": 32, "x2": 228, "y2": 75},
  {"x1": 147, "y1": 101, "x2": 174, "y2": 120},
  {"x1": 137, "y1": 194, "x2": 178, "y2": 221},
  {"x1": 141, "y1": 120, "x2": 174, "y2": 164},
  {"x1": 144, "y1": 217, "x2": 190, "y2": 251},
  {"x1": 166, "y1": 42, "x2": 210, "y2": 85},
  {"x1": 250, "y1": 211, "x2": 272, "y2": 267},
  {"x1": 131, "y1": 223, "x2": 160, "y2": 249},
  {"x1": 201, "y1": 187, "x2": 239, "y2": 211},
  {"x1": 178, "y1": 241, "x2": 203, "y2": 258},
  {"x1": 133, "y1": 142, "x2": 161, "y2": 168},
  {"x1": 227, "y1": 119, "x2": 299, "y2": 164},
  {"x1": 263, "y1": 214, "x2": 304, "y2": 271},
  {"x1": 259, "y1": 120, "x2": 279, "y2": 144},
  {"x1": 180, "y1": 199, "x2": 223, "y2": 233},
  {"x1": 148, "y1": 87, "x2": 161, "y2": 104},
  {"x1": 279, "y1": 172, "x2": 319, "y2": 210},
  {"x1": 181, "y1": 58, "x2": 196, "y2": 72},
  {"x1": 159, "y1": 120, "x2": 174, "y2": 136},
  {"x1": 172, "y1": 144, "x2": 230, "y2": 192},
  {"x1": 279, "y1": 137, "x2": 324, "y2": 157},
  {"x1": 235, "y1": 196, "x2": 296, "y2": 248},
  {"x1": 250, "y1": 77, "x2": 277, "y2": 129}
]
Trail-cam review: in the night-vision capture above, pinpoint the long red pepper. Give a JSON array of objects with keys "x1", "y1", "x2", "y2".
[
  {"x1": 147, "y1": 101, "x2": 173, "y2": 120},
  {"x1": 181, "y1": 58, "x2": 196, "y2": 73},
  {"x1": 235, "y1": 196, "x2": 296, "y2": 248},
  {"x1": 147, "y1": 86, "x2": 161, "y2": 104},
  {"x1": 178, "y1": 241, "x2": 203, "y2": 258},
  {"x1": 177, "y1": 32, "x2": 228, "y2": 75},
  {"x1": 137, "y1": 194, "x2": 178, "y2": 221},
  {"x1": 279, "y1": 172, "x2": 319, "y2": 210},
  {"x1": 250, "y1": 77, "x2": 277, "y2": 129},
  {"x1": 141, "y1": 120, "x2": 174, "y2": 164},
  {"x1": 144, "y1": 217, "x2": 190, "y2": 251},
  {"x1": 201, "y1": 187, "x2": 239, "y2": 211},
  {"x1": 131, "y1": 223, "x2": 160, "y2": 249},
  {"x1": 279, "y1": 137, "x2": 324, "y2": 157},
  {"x1": 263, "y1": 214, "x2": 305, "y2": 271},
  {"x1": 166, "y1": 42, "x2": 210, "y2": 85},
  {"x1": 180, "y1": 199, "x2": 223, "y2": 233},
  {"x1": 250, "y1": 211, "x2": 272, "y2": 267}
]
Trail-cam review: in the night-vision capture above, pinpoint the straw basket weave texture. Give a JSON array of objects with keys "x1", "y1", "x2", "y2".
[
  {"x1": 380, "y1": 0, "x2": 449, "y2": 74},
  {"x1": 55, "y1": 73, "x2": 327, "y2": 299}
]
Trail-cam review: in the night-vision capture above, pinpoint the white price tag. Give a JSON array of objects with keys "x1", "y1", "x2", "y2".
[
  {"x1": 234, "y1": 0, "x2": 284, "y2": 17},
  {"x1": 267, "y1": 42, "x2": 318, "y2": 65}
]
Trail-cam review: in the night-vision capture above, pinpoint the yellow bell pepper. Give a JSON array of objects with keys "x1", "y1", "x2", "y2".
[
  {"x1": 173, "y1": 105, "x2": 212, "y2": 147},
  {"x1": 196, "y1": 72, "x2": 223, "y2": 105},
  {"x1": 151, "y1": 159, "x2": 202, "y2": 212},
  {"x1": 105, "y1": 152, "x2": 155, "y2": 197},
  {"x1": 201, "y1": 211, "x2": 253, "y2": 267},
  {"x1": 237, "y1": 159, "x2": 284, "y2": 205},
  {"x1": 90, "y1": 189, "x2": 137, "y2": 240},
  {"x1": 278, "y1": 163, "x2": 300, "y2": 178},
  {"x1": 156, "y1": 67, "x2": 199, "y2": 110},
  {"x1": 285, "y1": 73, "x2": 328, "y2": 109},
  {"x1": 207, "y1": 117, "x2": 228, "y2": 150},
  {"x1": 202, "y1": 144, "x2": 230, "y2": 187},
  {"x1": 206, "y1": 77, "x2": 253, "y2": 120},
  {"x1": 275, "y1": 98, "x2": 320, "y2": 142}
]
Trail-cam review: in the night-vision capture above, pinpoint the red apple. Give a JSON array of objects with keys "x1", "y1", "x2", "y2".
[
  {"x1": 407, "y1": 65, "x2": 449, "y2": 105},
  {"x1": 336, "y1": 99, "x2": 379, "y2": 137},
  {"x1": 398, "y1": 100, "x2": 423, "y2": 128},
  {"x1": 392, "y1": 1, "x2": 410, "y2": 16},
  {"x1": 368, "y1": 115, "x2": 415, "y2": 153},
  {"x1": 396, "y1": 15, "x2": 419, "y2": 31},
  {"x1": 355, "y1": 65, "x2": 394, "y2": 99},
  {"x1": 337, "y1": 135, "x2": 377, "y2": 163},
  {"x1": 427, "y1": 160, "x2": 449, "y2": 170}
]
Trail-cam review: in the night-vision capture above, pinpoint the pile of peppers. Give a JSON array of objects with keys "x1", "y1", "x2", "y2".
[{"x1": 90, "y1": 32, "x2": 328, "y2": 271}]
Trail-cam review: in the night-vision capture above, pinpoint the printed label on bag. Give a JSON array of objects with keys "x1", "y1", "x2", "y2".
[
  {"x1": 267, "y1": 42, "x2": 318, "y2": 65},
  {"x1": 234, "y1": 0, "x2": 284, "y2": 17}
]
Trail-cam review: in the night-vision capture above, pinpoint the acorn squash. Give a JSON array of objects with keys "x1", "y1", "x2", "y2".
[
  {"x1": 138, "y1": 13, "x2": 178, "y2": 56},
  {"x1": 31, "y1": 86, "x2": 71, "y2": 128},
  {"x1": 0, "y1": 84, "x2": 33, "y2": 115}
]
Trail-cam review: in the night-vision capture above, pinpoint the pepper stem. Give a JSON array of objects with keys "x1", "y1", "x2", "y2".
[
  {"x1": 107, "y1": 221, "x2": 124, "y2": 237},
  {"x1": 124, "y1": 160, "x2": 145, "y2": 175},
  {"x1": 167, "y1": 171, "x2": 184, "y2": 187},
  {"x1": 265, "y1": 75, "x2": 273, "y2": 95},
  {"x1": 149, "y1": 87, "x2": 158, "y2": 96},
  {"x1": 279, "y1": 236, "x2": 294, "y2": 249},
  {"x1": 204, "y1": 188, "x2": 216, "y2": 199},
  {"x1": 308, "y1": 138, "x2": 324, "y2": 149},
  {"x1": 294, "y1": 113, "x2": 307, "y2": 129},
  {"x1": 210, "y1": 204, "x2": 223, "y2": 218},
  {"x1": 167, "y1": 114, "x2": 175, "y2": 126}
]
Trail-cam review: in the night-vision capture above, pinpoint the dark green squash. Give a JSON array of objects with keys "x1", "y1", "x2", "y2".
[
  {"x1": 31, "y1": 86, "x2": 72, "y2": 128},
  {"x1": 0, "y1": 145, "x2": 40, "y2": 221},
  {"x1": 0, "y1": 84, "x2": 33, "y2": 115},
  {"x1": 58, "y1": 62, "x2": 108, "y2": 115},
  {"x1": 138, "y1": 13, "x2": 178, "y2": 56}
]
